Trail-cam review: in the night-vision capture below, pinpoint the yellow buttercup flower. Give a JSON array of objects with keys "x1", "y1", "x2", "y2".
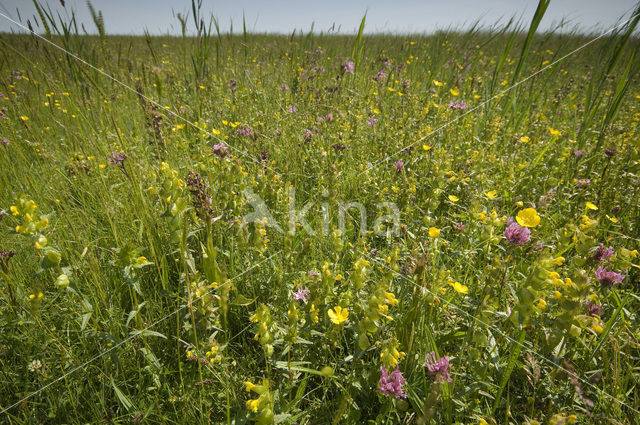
[
  {"x1": 450, "y1": 88, "x2": 459, "y2": 96},
  {"x1": 484, "y1": 190, "x2": 498, "y2": 199},
  {"x1": 448, "y1": 195, "x2": 459, "y2": 202},
  {"x1": 586, "y1": 202, "x2": 598, "y2": 210},
  {"x1": 328, "y1": 306, "x2": 349, "y2": 325},
  {"x1": 432, "y1": 79, "x2": 443, "y2": 87},
  {"x1": 520, "y1": 136, "x2": 530, "y2": 143},
  {"x1": 428, "y1": 227, "x2": 441, "y2": 238},
  {"x1": 516, "y1": 208, "x2": 541, "y2": 228},
  {"x1": 548, "y1": 127, "x2": 561, "y2": 136},
  {"x1": 422, "y1": 144, "x2": 432, "y2": 151},
  {"x1": 448, "y1": 281, "x2": 468, "y2": 294}
]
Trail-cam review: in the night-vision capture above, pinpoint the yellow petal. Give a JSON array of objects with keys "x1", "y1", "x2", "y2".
[
  {"x1": 516, "y1": 208, "x2": 541, "y2": 228},
  {"x1": 449, "y1": 281, "x2": 468, "y2": 294},
  {"x1": 548, "y1": 127, "x2": 561, "y2": 136},
  {"x1": 484, "y1": 190, "x2": 497, "y2": 199}
]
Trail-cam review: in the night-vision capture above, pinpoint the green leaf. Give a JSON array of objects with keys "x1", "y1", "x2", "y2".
[
  {"x1": 131, "y1": 329, "x2": 167, "y2": 339},
  {"x1": 110, "y1": 377, "x2": 135, "y2": 411}
]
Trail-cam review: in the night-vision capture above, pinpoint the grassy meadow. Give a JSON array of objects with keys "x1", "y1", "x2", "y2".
[{"x1": 1, "y1": 1, "x2": 640, "y2": 423}]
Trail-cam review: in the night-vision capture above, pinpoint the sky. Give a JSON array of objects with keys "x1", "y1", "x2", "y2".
[{"x1": 0, "y1": 0, "x2": 638, "y2": 35}]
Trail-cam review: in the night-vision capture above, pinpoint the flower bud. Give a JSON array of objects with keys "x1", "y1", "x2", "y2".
[
  {"x1": 55, "y1": 274, "x2": 70, "y2": 289},
  {"x1": 42, "y1": 248, "x2": 61, "y2": 268}
]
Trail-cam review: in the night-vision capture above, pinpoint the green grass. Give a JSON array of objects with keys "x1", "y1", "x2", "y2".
[{"x1": 1, "y1": 2, "x2": 640, "y2": 424}]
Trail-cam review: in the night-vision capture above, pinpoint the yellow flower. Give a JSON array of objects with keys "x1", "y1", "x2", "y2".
[
  {"x1": 606, "y1": 215, "x2": 619, "y2": 223},
  {"x1": 385, "y1": 292, "x2": 399, "y2": 306},
  {"x1": 310, "y1": 304, "x2": 319, "y2": 323},
  {"x1": 10, "y1": 205, "x2": 19, "y2": 216},
  {"x1": 428, "y1": 227, "x2": 441, "y2": 238},
  {"x1": 585, "y1": 202, "x2": 598, "y2": 210},
  {"x1": 536, "y1": 299, "x2": 547, "y2": 309},
  {"x1": 548, "y1": 127, "x2": 561, "y2": 136},
  {"x1": 551, "y1": 278, "x2": 564, "y2": 286},
  {"x1": 630, "y1": 250, "x2": 638, "y2": 258},
  {"x1": 591, "y1": 324, "x2": 603, "y2": 334},
  {"x1": 20, "y1": 115, "x2": 29, "y2": 121},
  {"x1": 479, "y1": 419, "x2": 489, "y2": 425},
  {"x1": 422, "y1": 144, "x2": 432, "y2": 151},
  {"x1": 484, "y1": 190, "x2": 498, "y2": 199},
  {"x1": 553, "y1": 291, "x2": 562, "y2": 300},
  {"x1": 515, "y1": 200, "x2": 524, "y2": 207},
  {"x1": 520, "y1": 136, "x2": 530, "y2": 143},
  {"x1": 136, "y1": 256, "x2": 148, "y2": 265},
  {"x1": 244, "y1": 381, "x2": 255, "y2": 392},
  {"x1": 328, "y1": 306, "x2": 349, "y2": 324},
  {"x1": 448, "y1": 195, "x2": 459, "y2": 202},
  {"x1": 516, "y1": 208, "x2": 541, "y2": 228},
  {"x1": 567, "y1": 414, "x2": 577, "y2": 424},
  {"x1": 448, "y1": 281, "x2": 468, "y2": 294},
  {"x1": 432, "y1": 79, "x2": 443, "y2": 87},
  {"x1": 552, "y1": 256, "x2": 565, "y2": 266},
  {"x1": 450, "y1": 88, "x2": 459, "y2": 96},
  {"x1": 246, "y1": 399, "x2": 260, "y2": 412}
]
